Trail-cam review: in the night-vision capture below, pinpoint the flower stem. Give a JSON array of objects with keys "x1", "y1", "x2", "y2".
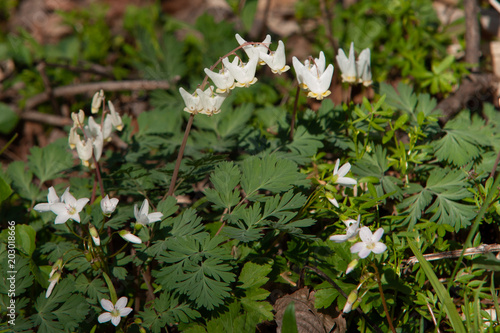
[
  {"x1": 289, "y1": 85, "x2": 300, "y2": 141},
  {"x1": 372, "y1": 263, "x2": 397, "y2": 333},
  {"x1": 166, "y1": 113, "x2": 195, "y2": 198}
]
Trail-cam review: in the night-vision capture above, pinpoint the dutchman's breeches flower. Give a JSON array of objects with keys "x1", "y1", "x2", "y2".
[
  {"x1": 329, "y1": 215, "x2": 361, "y2": 243},
  {"x1": 179, "y1": 87, "x2": 203, "y2": 114},
  {"x1": 356, "y1": 48, "x2": 373, "y2": 87},
  {"x1": 222, "y1": 54, "x2": 259, "y2": 88},
  {"x1": 292, "y1": 51, "x2": 333, "y2": 100},
  {"x1": 336, "y1": 42, "x2": 357, "y2": 83},
  {"x1": 235, "y1": 33, "x2": 271, "y2": 63},
  {"x1": 204, "y1": 67, "x2": 235, "y2": 93},
  {"x1": 34, "y1": 186, "x2": 70, "y2": 212},
  {"x1": 259, "y1": 40, "x2": 290, "y2": 75},
  {"x1": 332, "y1": 159, "x2": 357, "y2": 187},
  {"x1": 196, "y1": 86, "x2": 228, "y2": 116}
]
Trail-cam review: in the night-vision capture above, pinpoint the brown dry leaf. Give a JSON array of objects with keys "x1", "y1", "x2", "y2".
[{"x1": 274, "y1": 288, "x2": 346, "y2": 333}]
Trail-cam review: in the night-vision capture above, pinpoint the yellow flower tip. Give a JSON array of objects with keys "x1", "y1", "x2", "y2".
[
  {"x1": 363, "y1": 80, "x2": 373, "y2": 87},
  {"x1": 116, "y1": 124, "x2": 124, "y2": 131},
  {"x1": 69, "y1": 143, "x2": 76, "y2": 150}
]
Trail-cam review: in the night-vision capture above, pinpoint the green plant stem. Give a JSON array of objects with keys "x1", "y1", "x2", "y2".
[
  {"x1": 0, "y1": 133, "x2": 18, "y2": 156},
  {"x1": 289, "y1": 84, "x2": 300, "y2": 141},
  {"x1": 305, "y1": 265, "x2": 384, "y2": 333},
  {"x1": 166, "y1": 113, "x2": 195, "y2": 198},
  {"x1": 90, "y1": 155, "x2": 105, "y2": 204},
  {"x1": 372, "y1": 263, "x2": 397, "y2": 333}
]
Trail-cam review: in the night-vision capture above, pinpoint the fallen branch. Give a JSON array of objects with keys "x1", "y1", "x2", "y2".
[
  {"x1": 403, "y1": 243, "x2": 500, "y2": 266},
  {"x1": 24, "y1": 79, "x2": 175, "y2": 110},
  {"x1": 436, "y1": 73, "x2": 496, "y2": 124}
]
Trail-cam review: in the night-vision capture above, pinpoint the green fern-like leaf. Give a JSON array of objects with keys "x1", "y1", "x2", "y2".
[
  {"x1": 240, "y1": 155, "x2": 307, "y2": 201},
  {"x1": 398, "y1": 168, "x2": 475, "y2": 230},
  {"x1": 140, "y1": 292, "x2": 200, "y2": 333},
  {"x1": 432, "y1": 112, "x2": 492, "y2": 167},
  {"x1": 204, "y1": 162, "x2": 241, "y2": 209},
  {"x1": 155, "y1": 234, "x2": 235, "y2": 310}
]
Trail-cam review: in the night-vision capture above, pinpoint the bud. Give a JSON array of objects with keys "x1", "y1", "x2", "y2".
[
  {"x1": 91, "y1": 90, "x2": 104, "y2": 114},
  {"x1": 343, "y1": 289, "x2": 358, "y2": 313},
  {"x1": 346, "y1": 259, "x2": 359, "y2": 275},
  {"x1": 89, "y1": 224, "x2": 100, "y2": 246},
  {"x1": 49, "y1": 258, "x2": 63, "y2": 278},
  {"x1": 46, "y1": 271, "x2": 61, "y2": 298},
  {"x1": 119, "y1": 230, "x2": 142, "y2": 244},
  {"x1": 108, "y1": 100, "x2": 123, "y2": 131},
  {"x1": 101, "y1": 195, "x2": 119, "y2": 217},
  {"x1": 71, "y1": 109, "x2": 85, "y2": 126},
  {"x1": 68, "y1": 126, "x2": 80, "y2": 150}
]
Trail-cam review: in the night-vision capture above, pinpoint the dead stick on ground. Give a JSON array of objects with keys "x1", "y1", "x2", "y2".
[
  {"x1": 403, "y1": 244, "x2": 500, "y2": 266},
  {"x1": 24, "y1": 79, "x2": 176, "y2": 110}
]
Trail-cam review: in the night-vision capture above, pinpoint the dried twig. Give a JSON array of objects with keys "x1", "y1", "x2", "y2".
[
  {"x1": 403, "y1": 243, "x2": 500, "y2": 266},
  {"x1": 24, "y1": 79, "x2": 175, "y2": 111}
]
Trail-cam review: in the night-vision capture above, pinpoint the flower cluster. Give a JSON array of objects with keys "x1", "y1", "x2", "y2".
[
  {"x1": 336, "y1": 42, "x2": 372, "y2": 86},
  {"x1": 180, "y1": 34, "x2": 289, "y2": 116},
  {"x1": 68, "y1": 90, "x2": 123, "y2": 167},
  {"x1": 292, "y1": 51, "x2": 335, "y2": 100}
]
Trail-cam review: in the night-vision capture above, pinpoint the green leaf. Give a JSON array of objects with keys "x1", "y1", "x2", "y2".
[
  {"x1": 408, "y1": 240, "x2": 466, "y2": 333},
  {"x1": 399, "y1": 168, "x2": 475, "y2": 230},
  {"x1": 204, "y1": 162, "x2": 241, "y2": 209},
  {"x1": 0, "y1": 103, "x2": 19, "y2": 134},
  {"x1": 240, "y1": 155, "x2": 306, "y2": 201},
  {"x1": 155, "y1": 234, "x2": 235, "y2": 310},
  {"x1": 31, "y1": 278, "x2": 89, "y2": 333},
  {"x1": 7, "y1": 161, "x2": 40, "y2": 201},
  {"x1": 0, "y1": 172, "x2": 12, "y2": 203},
  {"x1": 282, "y1": 302, "x2": 299, "y2": 333},
  {"x1": 15, "y1": 224, "x2": 36, "y2": 257},
  {"x1": 238, "y1": 262, "x2": 273, "y2": 321},
  {"x1": 432, "y1": 112, "x2": 492, "y2": 167},
  {"x1": 28, "y1": 140, "x2": 74, "y2": 184},
  {"x1": 139, "y1": 292, "x2": 200, "y2": 333}
]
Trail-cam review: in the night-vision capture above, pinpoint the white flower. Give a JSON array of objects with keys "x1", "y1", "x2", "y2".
[
  {"x1": 98, "y1": 297, "x2": 133, "y2": 327},
  {"x1": 333, "y1": 159, "x2": 357, "y2": 187},
  {"x1": 301, "y1": 64, "x2": 334, "y2": 100},
  {"x1": 329, "y1": 215, "x2": 360, "y2": 243},
  {"x1": 134, "y1": 199, "x2": 163, "y2": 225},
  {"x1": 119, "y1": 230, "x2": 142, "y2": 244},
  {"x1": 85, "y1": 116, "x2": 104, "y2": 162},
  {"x1": 49, "y1": 191, "x2": 89, "y2": 224},
  {"x1": 350, "y1": 227, "x2": 387, "y2": 258},
  {"x1": 179, "y1": 87, "x2": 202, "y2": 114},
  {"x1": 356, "y1": 48, "x2": 372, "y2": 87},
  {"x1": 196, "y1": 86, "x2": 228, "y2": 116},
  {"x1": 107, "y1": 100, "x2": 123, "y2": 131},
  {"x1": 46, "y1": 271, "x2": 61, "y2": 298},
  {"x1": 34, "y1": 186, "x2": 70, "y2": 212},
  {"x1": 75, "y1": 137, "x2": 93, "y2": 167},
  {"x1": 292, "y1": 52, "x2": 333, "y2": 100},
  {"x1": 204, "y1": 67, "x2": 235, "y2": 93},
  {"x1": 336, "y1": 42, "x2": 357, "y2": 83},
  {"x1": 68, "y1": 126, "x2": 80, "y2": 150},
  {"x1": 235, "y1": 33, "x2": 271, "y2": 63},
  {"x1": 101, "y1": 195, "x2": 119, "y2": 216},
  {"x1": 222, "y1": 55, "x2": 259, "y2": 88},
  {"x1": 259, "y1": 40, "x2": 290, "y2": 74},
  {"x1": 91, "y1": 90, "x2": 104, "y2": 114}
]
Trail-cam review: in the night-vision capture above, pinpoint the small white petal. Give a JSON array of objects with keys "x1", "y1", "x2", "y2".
[
  {"x1": 372, "y1": 228, "x2": 385, "y2": 242},
  {"x1": 115, "y1": 297, "x2": 128, "y2": 311},
  {"x1": 111, "y1": 316, "x2": 121, "y2": 326},
  {"x1": 98, "y1": 312, "x2": 112, "y2": 323},
  {"x1": 100, "y1": 299, "x2": 115, "y2": 312},
  {"x1": 120, "y1": 307, "x2": 133, "y2": 317}
]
